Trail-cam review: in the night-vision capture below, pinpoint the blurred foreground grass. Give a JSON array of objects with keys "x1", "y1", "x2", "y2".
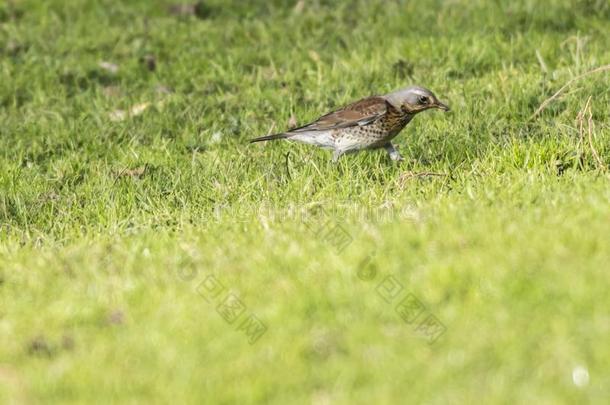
[{"x1": 1, "y1": 0, "x2": 609, "y2": 403}]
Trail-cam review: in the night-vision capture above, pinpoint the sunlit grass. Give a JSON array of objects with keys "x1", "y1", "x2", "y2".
[{"x1": 1, "y1": 0, "x2": 609, "y2": 403}]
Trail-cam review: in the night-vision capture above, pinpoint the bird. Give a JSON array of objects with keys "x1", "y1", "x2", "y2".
[{"x1": 250, "y1": 85, "x2": 450, "y2": 162}]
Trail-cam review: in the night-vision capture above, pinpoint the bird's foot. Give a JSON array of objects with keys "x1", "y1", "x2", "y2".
[{"x1": 384, "y1": 143, "x2": 404, "y2": 162}]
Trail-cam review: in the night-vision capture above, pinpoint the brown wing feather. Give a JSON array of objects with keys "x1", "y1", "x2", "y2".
[{"x1": 289, "y1": 96, "x2": 388, "y2": 133}]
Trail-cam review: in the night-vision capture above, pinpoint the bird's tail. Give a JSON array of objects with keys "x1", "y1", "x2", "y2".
[{"x1": 249, "y1": 133, "x2": 289, "y2": 143}]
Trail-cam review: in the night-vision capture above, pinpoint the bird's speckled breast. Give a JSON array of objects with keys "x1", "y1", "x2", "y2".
[{"x1": 332, "y1": 104, "x2": 413, "y2": 150}]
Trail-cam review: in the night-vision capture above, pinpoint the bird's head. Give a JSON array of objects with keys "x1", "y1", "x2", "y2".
[{"x1": 384, "y1": 86, "x2": 450, "y2": 114}]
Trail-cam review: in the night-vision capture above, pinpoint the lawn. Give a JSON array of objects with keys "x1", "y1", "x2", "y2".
[{"x1": 1, "y1": 0, "x2": 609, "y2": 403}]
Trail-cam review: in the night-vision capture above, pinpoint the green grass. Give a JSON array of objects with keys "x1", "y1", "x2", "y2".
[{"x1": 1, "y1": 0, "x2": 610, "y2": 403}]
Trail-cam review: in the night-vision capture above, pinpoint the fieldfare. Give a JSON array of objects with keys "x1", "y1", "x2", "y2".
[{"x1": 250, "y1": 86, "x2": 449, "y2": 162}]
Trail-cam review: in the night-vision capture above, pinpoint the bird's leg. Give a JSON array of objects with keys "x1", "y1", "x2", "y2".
[
  {"x1": 384, "y1": 143, "x2": 404, "y2": 162},
  {"x1": 332, "y1": 149, "x2": 344, "y2": 163}
]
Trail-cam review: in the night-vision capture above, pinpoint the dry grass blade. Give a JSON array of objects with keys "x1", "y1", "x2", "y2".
[
  {"x1": 576, "y1": 97, "x2": 605, "y2": 171},
  {"x1": 168, "y1": 3, "x2": 195, "y2": 16},
  {"x1": 114, "y1": 165, "x2": 148, "y2": 184},
  {"x1": 586, "y1": 106, "x2": 604, "y2": 171},
  {"x1": 529, "y1": 64, "x2": 610, "y2": 120},
  {"x1": 399, "y1": 171, "x2": 447, "y2": 182},
  {"x1": 109, "y1": 102, "x2": 151, "y2": 122},
  {"x1": 575, "y1": 96, "x2": 589, "y2": 153},
  {"x1": 98, "y1": 61, "x2": 119, "y2": 74},
  {"x1": 293, "y1": 0, "x2": 305, "y2": 13},
  {"x1": 108, "y1": 100, "x2": 168, "y2": 122}
]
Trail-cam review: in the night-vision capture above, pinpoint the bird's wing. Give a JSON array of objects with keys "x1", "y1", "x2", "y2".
[{"x1": 289, "y1": 96, "x2": 389, "y2": 132}]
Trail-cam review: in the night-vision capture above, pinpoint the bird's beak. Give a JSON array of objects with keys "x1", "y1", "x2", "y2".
[{"x1": 434, "y1": 101, "x2": 450, "y2": 112}]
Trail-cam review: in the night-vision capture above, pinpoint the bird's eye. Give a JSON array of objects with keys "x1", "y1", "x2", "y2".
[{"x1": 418, "y1": 96, "x2": 428, "y2": 105}]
